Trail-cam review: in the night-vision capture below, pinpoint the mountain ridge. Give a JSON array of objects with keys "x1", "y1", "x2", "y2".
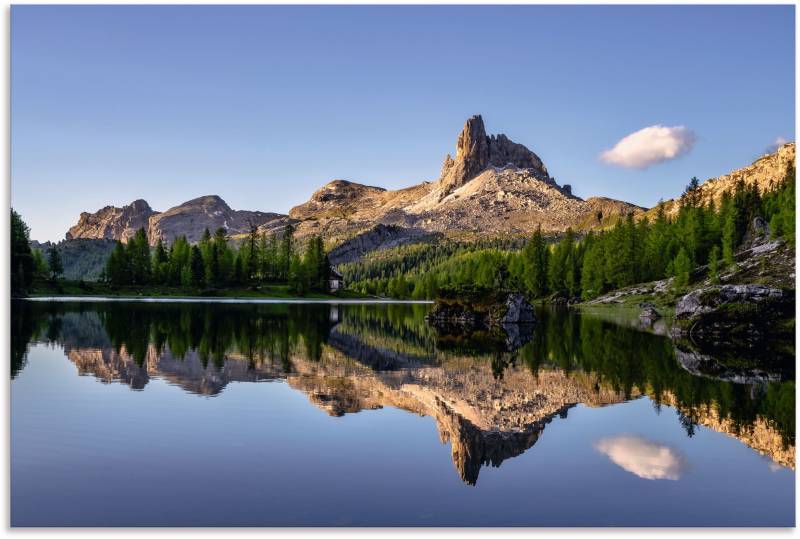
[
  {"x1": 646, "y1": 142, "x2": 796, "y2": 220},
  {"x1": 61, "y1": 116, "x2": 793, "y2": 250}
]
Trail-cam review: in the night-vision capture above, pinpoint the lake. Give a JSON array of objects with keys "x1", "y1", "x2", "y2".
[{"x1": 10, "y1": 300, "x2": 795, "y2": 526}]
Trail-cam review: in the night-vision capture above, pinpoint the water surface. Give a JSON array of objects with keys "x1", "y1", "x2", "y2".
[{"x1": 11, "y1": 300, "x2": 795, "y2": 526}]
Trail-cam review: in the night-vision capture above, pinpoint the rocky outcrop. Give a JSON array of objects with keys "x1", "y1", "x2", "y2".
[
  {"x1": 426, "y1": 290, "x2": 534, "y2": 333},
  {"x1": 438, "y1": 115, "x2": 549, "y2": 198},
  {"x1": 674, "y1": 346, "x2": 786, "y2": 384},
  {"x1": 639, "y1": 303, "x2": 661, "y2": 323},
  {"x1": 66, "y1": 199, "x2": 157, "y2": 243},
  {"x1": 674, "y1": 285, "x2": 794, "y2": 344},
  {"x1": 501, "y1": 293, "x2": 536, "y2": 324}
]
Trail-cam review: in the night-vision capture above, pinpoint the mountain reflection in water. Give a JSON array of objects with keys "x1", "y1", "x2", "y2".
[{"x1": 11, "y1": 300, "x2": 795, "y2": 485}]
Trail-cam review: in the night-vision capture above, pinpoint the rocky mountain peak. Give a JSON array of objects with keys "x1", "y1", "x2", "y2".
[
  {"x1": 179, "y1": 194, "x2": 231, "y2": 211},
  {"x1": 129, "y1": 199, "x2": 153, "y2": 212},
  {"x1": 438, "y1": 115, "x2": 549, "y2": 197},
  {"x1": 289, "y1": 179, "x2": 387, "y2": 220},
  {"x1": 66, "y1": 199, "x2": 158, "y2": 243}
]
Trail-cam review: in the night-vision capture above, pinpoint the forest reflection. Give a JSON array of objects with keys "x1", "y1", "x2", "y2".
[{"x1": 11, "y1": 300, "x2": 795, "y2": 482}]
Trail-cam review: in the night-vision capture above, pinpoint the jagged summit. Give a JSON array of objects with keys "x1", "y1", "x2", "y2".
[{"x1": 438, "y1": 115, "x2": 549, "y2": 197}]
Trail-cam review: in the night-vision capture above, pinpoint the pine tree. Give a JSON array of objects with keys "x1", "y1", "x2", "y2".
[
  {"x1": 31, "y1": 249, "x2": 48, "y2": 280},
  {"x1": 672, "y1": 248, "x2": 691, "y2": 292},
  {"x1": 604, "y1": 219, "x2": 627, "y2": 289},
  {"x1": 722, "y1": 206, "x2": 737, "y2": 267},
  {"x1": 152, "y1": 238, "x2": 169, "y2": 284},
  {"x1": 213, "y1": 228, "x2": 232, "y2": 284},
  {"x1": 232, "y1": 253, "x2": 244, "y2": 285},
  {"x1": 47, "y1": 245, "x2": 63, "y2": 282},
  {"x1": 642, "y1": 203, "x2": 668, "y2": 282},
  {"x1": 314, "y1": 236, "x2": 330, "y2": 291},
  {"x1": 708, "y1": 245, "x2": 721, "y2": 284},
  {"x1": 10, "y1": 209, "x2": 34, "y2": 294},
  {"x1": 246, "y1": 225, "x2": 260, "y2": 283},
  {"x1": 580, "y1": 241, "x2": 605, "y2": 300},
  {"x1": 288, "y1": 253, "x2": 306, "y2": 295},
  {"x1": 263, "y1": 233, "x2": 279, "y2": 281},
  {"x1": 190, "y1": 245, "x2": 205, "y2": 287},
  {"x1": 199, "y1": 228, "x2": 212, "y2": 262},
  {"x1": 168, "y1": 236, "x2": 191, "y2": 286},
  {"x1": 207, "y1": 243, "x2": 221, "y2": 286},
  {"x1": 523, "y1": 226, "x2": 549, "y2": 298},
  {"x1": 621, "y1": 213, "x2": 639, "y2": 285},
  {"x1": 127, "y1": 228, "x2": 151, "y2": 285},
  {"x1": 257, "y1": 232, "x2": 269, "y2": 281},
  {"x1": 106, "y1": 241, "x2": 130, "y2": 286},
  {"x1": 681, "y1": 176, "x2": 701, "y2": 207},
  {"x1": 280, "y1": 224, "x2": 294, "y2": 281}
]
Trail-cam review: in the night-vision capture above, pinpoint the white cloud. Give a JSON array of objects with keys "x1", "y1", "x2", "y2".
[
  {"x1": 601, "y1": 125, "x2": 696, "y2": 169},
  {"x1": 766, "y1": 136, "x2": 789, "y2": 154},
  {"x1": 595, "y1": 435, "x2": 687, "y2": 480}
]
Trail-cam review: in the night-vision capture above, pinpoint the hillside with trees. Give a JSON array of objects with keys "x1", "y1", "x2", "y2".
[{"x1": 342, "y1": 167, "x2": 795, "y2": 303}]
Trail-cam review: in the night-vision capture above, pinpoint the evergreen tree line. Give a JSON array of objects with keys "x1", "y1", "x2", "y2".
[
  {"x1": 339, "y1": 237, "x2": 528, "y2": 298},
  {"x1": 11, "y1": 209, "x2": 64, "y2": 295},
  {"x1": 11, "y1": 209, "x2": 35, "y2": 295},
  {"x1": 13, "y1": 300, "x2": 793, "y2": 447},
  {"x1": 102, "y1": 224, "x2": 332, "y2": 294},
  {"x1": 346, "y1": 169, "x2": 795, "y2": 300}
]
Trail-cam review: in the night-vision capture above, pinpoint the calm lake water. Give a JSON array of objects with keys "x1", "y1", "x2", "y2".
[{"x1": 10, "y1": 300, "x2": 795, "y2": 526}]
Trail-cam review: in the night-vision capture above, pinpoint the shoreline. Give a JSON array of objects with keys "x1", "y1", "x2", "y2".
[{"x1": 21, "y1": 295, "x2": 434, "y2": 305}]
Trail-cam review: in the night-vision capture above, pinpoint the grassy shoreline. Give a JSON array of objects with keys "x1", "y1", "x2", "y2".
[{"x1": 24, "y1": 280, "x2": 371, "y2": 300}]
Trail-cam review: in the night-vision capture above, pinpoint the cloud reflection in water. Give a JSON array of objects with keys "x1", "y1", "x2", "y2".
[{"x1": 595, "y1": 435, "x2": 687, "y2": 480}]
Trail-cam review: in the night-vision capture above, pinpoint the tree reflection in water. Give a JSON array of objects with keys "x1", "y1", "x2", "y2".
[{"x1": 11, "y1": 300, "x2": 795, "y2": 484}]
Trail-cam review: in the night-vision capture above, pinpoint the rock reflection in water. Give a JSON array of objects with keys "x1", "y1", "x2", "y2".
[{"x1": 11, "y1": 300, "x2": 796, "y2": 484}]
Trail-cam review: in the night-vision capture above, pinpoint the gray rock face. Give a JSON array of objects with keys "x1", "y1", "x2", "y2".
[
  {"x1": 66, "y1": 199, "x2": 157, "y2": 243},
  {"x1": 501, "y1": 293, "x2": 535, "y2": 324},
  {"x1": 741, "y1": 216, "x2": 772, "y2": 250},
  {"x1": 638, "y1": 303, "x2": 661, "y2": 322},
  {"x1": 674, "y1": 347, "x2": 784, "y2": 384},
  {"x1": 674, "y1": 284, "x2": 793, "y2": 342},
  {"x1": 438, "y1": 115, "x2": 549, "y2": 197},
  {"x1": 146, "y1": 195, "x2": 289, "y2": 244},
  {"x1": 427, "y1": 292, "x2": 535, "y2": 330}
]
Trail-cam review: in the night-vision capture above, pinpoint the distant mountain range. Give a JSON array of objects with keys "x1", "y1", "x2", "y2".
[
  {"x1": 66, "y1": 195, "x2": 292, "y2": 245},
  {"x1": 62, "y1": 115, "x2": 795, "y2": 258}
]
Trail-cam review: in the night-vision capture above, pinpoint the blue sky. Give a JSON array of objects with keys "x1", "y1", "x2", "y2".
[{"x1": 12, "y1": 5, "x2": 795, "y2": 242}]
